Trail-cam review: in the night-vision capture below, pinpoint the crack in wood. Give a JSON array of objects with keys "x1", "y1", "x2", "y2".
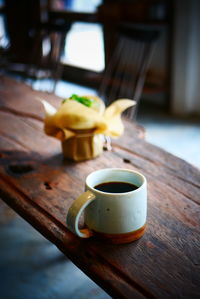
[
  {"x1": 0, "y1": 107, "x2": 43, "y2": 122},
  {"x1": 44, "y1": 181, "x2": 53, "y2": 190},
  {"x1": 170, "y1": 187, "x2": 200, "y2": 206},
  {"x1": 0, "y1": 130, "x2": 31, "y2": 150},
  {"x1": 0, "y1": 172, "x2": 67, "y2": 233},
  {"x1": 7, "y1": 164, "x2": 34, "y2": 176},
  {"x1": 20, "y1": 117, "x2": 43, "y2": 132}
]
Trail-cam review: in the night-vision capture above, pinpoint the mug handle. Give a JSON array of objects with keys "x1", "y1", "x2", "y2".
[{"x1": 66, "y1": 190, "x2": 96, "y2": 238}]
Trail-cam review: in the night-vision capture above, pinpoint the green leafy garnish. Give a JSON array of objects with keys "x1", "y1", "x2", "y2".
[{"x1": 62, "y1": 94, "x2": 93, "y2": 107}]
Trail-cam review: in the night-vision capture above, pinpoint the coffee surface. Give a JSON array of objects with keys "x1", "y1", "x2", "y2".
[{"x1": 94, "y1": 181, "x2": 138, "y2": 193}]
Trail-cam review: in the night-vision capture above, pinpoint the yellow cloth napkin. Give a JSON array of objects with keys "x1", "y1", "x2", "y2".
[{"x1": 44, "y1": 97, "x2": 136, "y2": 141}]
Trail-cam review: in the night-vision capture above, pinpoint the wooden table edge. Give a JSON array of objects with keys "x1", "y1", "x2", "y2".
[{"x1": 0, "y1": 174, "x2": 152, "y2": 299}]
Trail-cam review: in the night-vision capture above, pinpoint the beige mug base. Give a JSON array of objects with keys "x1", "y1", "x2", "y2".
[{"x1": 81, "y1": 224, "x2": 146, "y2": 244}]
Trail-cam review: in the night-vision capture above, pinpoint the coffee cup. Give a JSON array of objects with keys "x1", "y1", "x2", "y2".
[{"x1": 66, "y1": 168, "x2": 147, "y2": 244}]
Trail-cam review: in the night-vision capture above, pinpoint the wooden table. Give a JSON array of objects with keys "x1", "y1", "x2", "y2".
[{"x1": 0, "y1": 76, "x2": 199, "y2": 299}]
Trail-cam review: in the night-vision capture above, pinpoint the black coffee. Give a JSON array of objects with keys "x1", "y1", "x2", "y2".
[{"x1": 94, "y1": 181, "x2": 138, "y2": 193}]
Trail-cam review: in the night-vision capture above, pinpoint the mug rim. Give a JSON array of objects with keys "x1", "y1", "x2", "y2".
[{"x1": 86, "y1": 168, "x2": 146, "y2": 196}]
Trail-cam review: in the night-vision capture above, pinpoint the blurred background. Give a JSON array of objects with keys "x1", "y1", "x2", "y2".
[{"x1": 0, "y1": 0, "x2": 199, "y2": 298}]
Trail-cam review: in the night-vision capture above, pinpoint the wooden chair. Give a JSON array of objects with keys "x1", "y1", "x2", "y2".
[
  {"x1": 2, "y1": 0, "x2": 71, "y2": 92},
  {"x1": 98, "y1": 27, "x2": 160, "y2": 119},
  {"x1": 28, "y1": 21, "x2": 70, "y2": 92}
]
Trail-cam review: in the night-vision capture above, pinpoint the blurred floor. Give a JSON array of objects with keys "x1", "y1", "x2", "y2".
[
  {"x1": 0, "y1": 202, "x2": 110, "y2": 299},
  {"x1": 0, "y1": 77, "x2": 199, "y2": 299},
  {"x1": 136, "y1": 101, "x2": 200, "y2": 168}
]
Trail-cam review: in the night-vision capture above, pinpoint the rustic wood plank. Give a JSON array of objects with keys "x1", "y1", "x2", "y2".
[
  {"x1": 0, "y1": 111, "x2": 59, "y2": 156},
  {"x1": 0, "y1": 149, "x2": 199, "y2": 298},
  {"x1": 0, "y1": 153, "x2": 199, "y2": 298},
  {"x1": 0, "y1": 76, "x2": 60, "y2": 118},
  {"x1": 0, "y1": 76, "x2": 199, "y2": 299}
]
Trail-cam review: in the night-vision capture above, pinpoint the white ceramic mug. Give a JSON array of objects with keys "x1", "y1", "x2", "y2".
[{"x1": 66, "y1": 168, "x2": 147, "y2": 244}]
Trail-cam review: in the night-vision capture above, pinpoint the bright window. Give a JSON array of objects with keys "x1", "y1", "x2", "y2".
[{"x1": 62, "y1": 22, "x2": 105, "y2": 72}]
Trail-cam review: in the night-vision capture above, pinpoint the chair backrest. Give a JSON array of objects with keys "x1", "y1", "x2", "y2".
[
  {"x1": 98, "y1": 27, "x2": 160, "y2": 119},
  {"x1": 3, "y1": 0, "x2": 69, "y2": 92},
  {"x1": 4, "y1": 0, "x2": 42, "y2": 64}
]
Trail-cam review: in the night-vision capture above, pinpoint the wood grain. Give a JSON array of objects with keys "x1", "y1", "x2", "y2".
[{"x1": 0, "y1": 76, "x2": 199, "y2": 299}]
